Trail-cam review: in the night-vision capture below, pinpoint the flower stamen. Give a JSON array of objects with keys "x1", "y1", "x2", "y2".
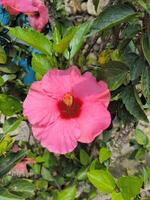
[{"x1": 63, "y1": 93, "x2": 73, "y2": 107}]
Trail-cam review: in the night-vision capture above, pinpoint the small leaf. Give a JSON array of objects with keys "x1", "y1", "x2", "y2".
[
  {"x1": 117, "y1": 176, "x2": 143, "y2": 200},
  {"x1": 0, "y1": 94, "x2": 21, "y2": 116},
  {"x1": 79, "y1": 149, "x2": 90, "y2": 166},
  {"x1": 3, "y1": 117, "x2": 22, "y2": 133},
  {"x1": 135, "y1": 129, "x2": 149, "y2": 145},
  {"x1": 0, "y1": 46, "x2": 7, "y2": 64},
  {"x1": 56, "y1": 185, "x2": 76, "y2": 200},
  {"x1": 99, "y1": 147, "x2": 112, "y2": 163},
  {"x1": 87, "y1": 170, "x2": 116, "y2": 193},
  {"x1": 96, "y1": 61, "x2": 129, "y2": 91},
  {"x1": 121, "y1": 86, "x2": 148, "y2": 122},
  {"x1": 0, "y1": 150, "x2": 27, "y2": 177},
  {"x1": 0, "y1": 134, "x2": 14, "y2": 155},
  {"x1": 91, "y1": 4, "x2": 135, "y2": 33},
  {"x1": 9, "y1": 27, "x2": 52, "y2": 55}
]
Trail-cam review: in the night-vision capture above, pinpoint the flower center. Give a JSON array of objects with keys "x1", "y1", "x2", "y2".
[{"x1": 57, "y1": 93, "x2": 82, "y2": 119}]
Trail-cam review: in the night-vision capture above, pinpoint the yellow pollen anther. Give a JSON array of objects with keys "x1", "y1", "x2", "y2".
[{"x1": 63, "y1": 93, "x2": 73, "y2": 106}]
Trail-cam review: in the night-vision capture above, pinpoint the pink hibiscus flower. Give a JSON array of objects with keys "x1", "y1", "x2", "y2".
[
  {"x1": 23, "y1": 66, "x2": 111, "y2": 154},
  {"x1": 0, "y1": 0, "x2": 48, "y2": 31}
]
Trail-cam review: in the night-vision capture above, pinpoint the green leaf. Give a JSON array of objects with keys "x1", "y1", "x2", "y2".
[
  {"x1": 121, "y1": 86, "x2": 148, "y2": 122},
  {"x1": 79, "y1": 149, "x2": 90, "y2": 166},
  {"x1": 99, "y1": 147, "x2": 112, "y2": 163},
  {"x1": 9, "y1": 27, "x2": 52, "y2": 55},
  {"x1": 96, "y1": 61, "x2": 129, "y2": 91},
  {"x1": 32, "y1": 54, "x2": 54, "y2": 78},
  {"x1": 0, "y1": 62, "x2": 19, "y2": 74},
  {"x1": 77, "y1": 168, "x2": 88, "y2": 181},
  {"x1": 56, "y1": 185, "x2": 76, "y2": 200},
  {"x1": 0, "y1": 150, "x2": 27, "y2": 177},
  {"x1": 137, "y1": 0, "x2": 150, "y2": 14},
  {"x1": 111, "y1": 192, "x2": 124, "y2": 200},
  {"x1": 142, "y1": 65, "x2": 150, "y2": 104},
  {"x1": 54, "y1": 27, "x2": 77, "y2": 54},
  {"x1": 41, "y1": 167, "x2": 53, "y2": 181},
  {"x1": 91, "y1": 4, "x2": 135, "y2": 33},
  {"x1": 0, "y1": 134, "x2": 14, "y2": 155},
  {"x1": 0, "y1": 188, "x2": 24, "y2": 200},
  {"x1": 117, "y1": 176, "x2": 143, "y2": 200},
  {"x1": 0, "y1": 77, "x2": 4, "y2": 86},
  {"x1": 87, "y1": 170, "x2": 116, "y2": 193},
  {"x1": 3, "y1": 117, "x2": 22, "y2": 134},
  {"x1": 66, "y1": 22, "x2": 93, "y2": 59},
  {"x1": 135, "y1": 129, "x2": 149, "y2": 145},
  {"x1": 142, "y1": 33, "x2": 150, "y2": 66},
  {"x1": 0, "y1": 94, "x2": 21, "y2": 116},
  {"x1": 8, "y1": 179, "x2": 35, "y2": 198},
  {"x1": 0, "y1": 46, "x2": 7, "y2": 64}
]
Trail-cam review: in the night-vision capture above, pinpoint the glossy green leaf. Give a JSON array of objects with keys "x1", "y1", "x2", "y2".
[
  {"x1": 56, "y1": 185, "x2": 76, "y2": 200},
  {"x1": 142, "y1": 33, "x2": 150, "y2": 66},
  {"x1": 117, "y1": 176, "x2": 143, "y2": 200},
  {"x1": 142, "y1": 65, "x2": 150, "y2": 104},
  {"x1": 111, "y1": 191, "x2": 124, "y2": 200},
  {"x1": 87, "y1": 170, "x2": 116, "y2": 193},
  {"x1": 0, "y1": 94, "x2": 21, "y2": 116},
  {"x1": 92, "y1": 4, "x2": 135, "y2": 33},
  {"x1": 0, "y1": 188, "x2": 24, "y2": 200},
  {"x1": 0, "y1": 46, "x2": 7, "y2": 64},
  {"x1": 3, "y1": 117, "x2": 22, "y2": 133},
  {"x1": 0, "y1": 150, "x2": 27, "y2": 177},
  {"x1": 99, "y1": 147, "x2": 112, "y2": 163},
  {"x1": 121, "y1": 86, "x2": 148, "y2": 122},
  {"x1": 135, "y1": 129, "x2": 148, "y2": 146},
  {"x1": 9, "y1": 27, "x2": 52, "y2": 55},
  {"x1": 66, "y1": 22, "x2": 93, "y2": 59},
  {"x1": 79, "y1": 149, "x2": 90, "y2": 166},
  {"x1": 54, "y1": 27, "x2": 77, "y2": 54},
  {"x1": 96, "y1": 61, "x2": 129, "y2": 91},
  {"x1": 32, "y1": 54, "x2": 54, "y2": 78},
  {"x1": 8, "y1": 179, "x2": 35, "y2": 198}
]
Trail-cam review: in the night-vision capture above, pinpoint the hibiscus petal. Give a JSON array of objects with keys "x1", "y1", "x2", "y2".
[
  {"x1": 72, "y1": 71, "x2": 110, "y2": 106},
  {"x1": 32, "y1": 118, "x2": 81, "y2": 154},
  {"x1": 42, "y1": 66, "x2": 81, "y2": 99},
  {"x1": 23, "y1": 81, "x2": 60, "y2": 126},
  {"x1": 77, "y1": 101, "x2": 111, "y2": 143}
]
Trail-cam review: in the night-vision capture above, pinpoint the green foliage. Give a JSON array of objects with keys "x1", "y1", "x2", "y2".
[
  {"x1": 0, "y1": 94, "x2": 21, "y2": 116},
  {"x1": 99, "y1": 147, "x2": 112, "y2": 163},
  {"x1": 97, "y1": 61, "x2": 129, "y2": 91},
  {"x1": 1, "y1": 0, "x2": 150, "y2": 199},
  {"x1": 91, "y1": 4, "x2": 135, "y2": 33},
  {"x1": 87, "y1": 170, "x2": 116, "y2": 193},
  {"x1": 0, "y1": 151, "x2": 27, "y2": 177},
  {"x1": 117, "y1": 176, "x2": 143, "y2": 200},
  {"x1": 9, "y1": 27, "x2": 53, "y2": 55},
  {"x1": 56, "y1": 185, "x2": 76, "y2": 200}
]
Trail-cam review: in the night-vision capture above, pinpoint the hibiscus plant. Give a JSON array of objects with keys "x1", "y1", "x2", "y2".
[{"x1": 0, "y1": 0, "x2": 150, "y2": 200}]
